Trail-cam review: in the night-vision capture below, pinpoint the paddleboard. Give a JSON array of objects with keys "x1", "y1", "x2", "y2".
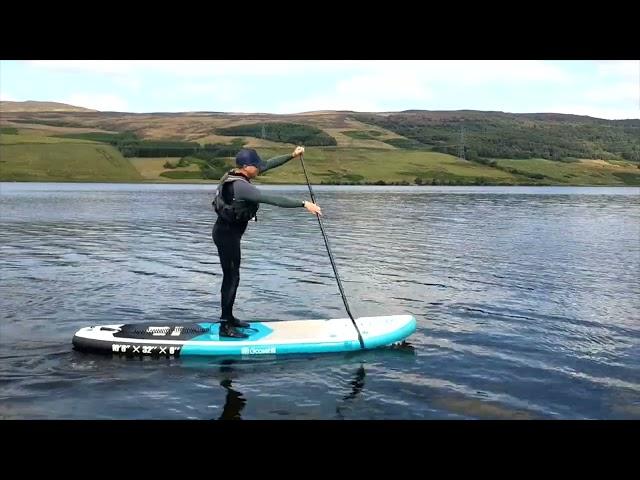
[{"x1": 72, "y1": 315, "x2": 416, "y2": 357}]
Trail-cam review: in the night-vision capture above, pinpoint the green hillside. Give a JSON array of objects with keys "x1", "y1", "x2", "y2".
[
  {"x1": 0, "y1": 134, "x2": 143, "y2": 182},
  {"x1": 355, "y1": 111, "x2": 640, "y2": 163},
  {"x1": 1, "y1": 107, "x2": 639, "y2": 185}
]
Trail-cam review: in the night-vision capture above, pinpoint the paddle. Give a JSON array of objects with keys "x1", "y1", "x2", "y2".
[{"x1": 299, "y1": 153, "x2": 365, "y2": 349}]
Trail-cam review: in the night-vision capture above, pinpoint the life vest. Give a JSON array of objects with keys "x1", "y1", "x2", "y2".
[{"x1": 212, "y1": 171, "x2": 259, "y2": 223}]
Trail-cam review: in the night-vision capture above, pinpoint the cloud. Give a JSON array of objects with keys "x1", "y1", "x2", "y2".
[
  {"x1": 25, "y1": 60, "x2": 338, "y2": 78},
  {"x1": 145, "y1": 80, "x2": 247, "y2": 112},
  {"x1": 275, "y1": 61, "x2": 574, "y2": 113},
  {"x1": 23, "y1": 60, "x2": 400, "y2": 78},
  {"x1": 276, "y1": 72, "x2": 432, "y2": 113},
  {"x1": 60, "y1": 93, "x2": 129, "y2": 112},
  {"x1": 390, "y1": 60, "x2": 571, "y2": 85},
  {"x1": 26, "y1": 60, "x2": 135, "y2": 75},
  {"x1": 540, "y1": 103, "x2": 639, "y2": 120},
  {"x1": 176, "y1": 80, "x2": 245, "y2": 99},
  {"x1": 275, "y1": 95, "x2": 381, "y2": 114},
  {"x1": 310, "y1": 60, "x2": 571, "y2": 86},
  {"x1": 336, "y1": 73, "x2": 431, "y2": 100},
  {"x1": 0, "y1": 91, "x2": 17, "y2": 101},
  {"x1": 19, "y1": 60, "x2": 634, "y2": 116},
  {"x1": 113, "y1": 77, "x2": 142, "y2": 91},
  {"x1": 584, "y1": 82, "x2": 638, "y2": 103},
  {"x1": 22, "y1": 60, "x2": 573, "y2": 84},
  {"x1": 595, "y1": 60, "x2": 639, "y2": 80}
]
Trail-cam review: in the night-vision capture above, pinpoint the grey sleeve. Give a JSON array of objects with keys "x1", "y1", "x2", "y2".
[
  {"x1": 261, "y1": 154, "x2": 295, "y2": 173},
  {"x1": 233, "y1": 181, "x2": 304, "y2": 208}
]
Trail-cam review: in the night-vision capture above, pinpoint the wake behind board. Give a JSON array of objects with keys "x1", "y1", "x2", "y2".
[{"x1": 72, "y1": 315, "x2": 416, "y2": 357}]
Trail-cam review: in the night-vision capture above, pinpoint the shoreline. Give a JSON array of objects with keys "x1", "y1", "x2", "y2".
[{"x1": 2, "y1": 180, "x2": 639, "y2": 189}]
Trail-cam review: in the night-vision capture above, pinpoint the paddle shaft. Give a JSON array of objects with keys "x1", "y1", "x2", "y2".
[{"x1": 299, "y1": 154, "x2": 365, "y2": 349}]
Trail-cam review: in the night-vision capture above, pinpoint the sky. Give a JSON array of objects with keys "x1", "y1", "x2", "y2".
[{"x1": 0, "y1": 60, "x2": 638, "y2": 119}]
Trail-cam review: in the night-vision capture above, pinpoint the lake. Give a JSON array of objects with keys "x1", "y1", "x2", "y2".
[{"x1": 1, "y1": 183, "x2": 638, "y2": 419}]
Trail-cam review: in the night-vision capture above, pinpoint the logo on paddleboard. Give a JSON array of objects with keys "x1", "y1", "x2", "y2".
[{"x1": 241, "y1": 346, "x2": 276, "y2": 355}]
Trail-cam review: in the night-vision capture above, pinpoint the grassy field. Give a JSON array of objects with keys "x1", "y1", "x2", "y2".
[
  {"x1": 321, "y1": 129, "x2": 396, "y2": 149},
  {"x1": 0, "y1": 142, "x2": 143, "y2": 182},
  {"x1": 2, "y1": 124, "x2": 119, "y2": 136},
  {"x1": 2, "y1": 110, "x2": 639, "y2": 185},
  {"x1": 129, "y1": 157, "x2": 205, "y2": 181},
  {"x1": 3, "y1": 112, "x2": 432, "y2": 149},
  {"x1": 0, "y1": 133, "x2": 100, "y2": 145},
  {"x1": 4, "y1": 136, "x2": 638, "y2": 185},
  {"x1": 251, "y1": 147, "x2": 520, "y2": 184},
  {"x1": 495, "y1": 158, "x2": 640, "y2": 185},
  {"x1": 122, "y1": 147, "x2": 514, "y2": 185}
]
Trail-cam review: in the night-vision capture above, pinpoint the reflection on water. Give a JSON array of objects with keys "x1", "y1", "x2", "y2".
[
  {"x1": 214, "y1": 360, "x2": 369, "y2": 421},
  {"x1": 217, "y1": 361, "x2": 247, "y2": 420}
]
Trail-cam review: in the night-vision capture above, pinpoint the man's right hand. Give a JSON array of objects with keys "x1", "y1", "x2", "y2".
[
  {"x1": 292, "y1": 146, "x2": 305, "y2": 157},
  {"x1": 303, "y1": 201, "x2": 322, "y2": 216}
]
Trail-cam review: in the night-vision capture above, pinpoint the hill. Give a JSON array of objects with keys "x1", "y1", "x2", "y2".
[
  {"x1": 355, "y1": 110, "x2": 640, "y2": 163},
  {"x1": 0, "y1": 133, "x2": 142, "y2": 182},
  {"x1": 0, "y1": 101, "x2": 97, "y2": 113},
  {"x1": 1, "y1": 108, "x2": 639, "y2": 185}
]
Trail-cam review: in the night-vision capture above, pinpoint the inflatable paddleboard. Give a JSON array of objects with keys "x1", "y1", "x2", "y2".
[{"x1": 72, "y1": 315, "x2": 416, "y2": 357}]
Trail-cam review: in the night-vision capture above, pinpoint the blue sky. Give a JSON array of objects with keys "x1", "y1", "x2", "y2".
[{"x1": 1, "y1": 60, "x2": 638, "y2": 119}]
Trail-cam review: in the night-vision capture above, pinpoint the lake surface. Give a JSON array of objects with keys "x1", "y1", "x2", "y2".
[{"x1": 1, "y1": 183, "x2": 639, "y2": 419}]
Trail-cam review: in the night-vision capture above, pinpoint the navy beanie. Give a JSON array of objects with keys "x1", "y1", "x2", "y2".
[{"x1": 235, "y1": 148, "x2": 266, "y2": 171}]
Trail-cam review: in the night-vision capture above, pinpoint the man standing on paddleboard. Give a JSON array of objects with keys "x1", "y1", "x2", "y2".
[{"x1": 212, "y1": 146, "x2": 322, "y2": 338}]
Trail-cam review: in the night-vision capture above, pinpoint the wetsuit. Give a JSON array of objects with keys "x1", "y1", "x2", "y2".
[{"x1": 212, "y1": 154, "x2": 305, "y2": 322}]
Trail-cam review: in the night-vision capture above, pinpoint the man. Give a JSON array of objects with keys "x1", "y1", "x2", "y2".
[{"x1": 212, "y1": 146, "x2": 322, "y2": 338}]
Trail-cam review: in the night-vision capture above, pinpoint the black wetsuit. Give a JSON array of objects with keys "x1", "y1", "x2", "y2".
[{"x1": 212, "y1": 154, "x2": 305, "y2": 321}]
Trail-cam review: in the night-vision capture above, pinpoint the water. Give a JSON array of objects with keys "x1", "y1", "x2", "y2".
[{"x1": 1, "y1": 183, "x2": 639, "y2": 419}]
